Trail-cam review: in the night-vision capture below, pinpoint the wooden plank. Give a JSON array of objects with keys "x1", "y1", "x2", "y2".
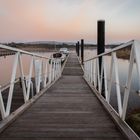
[
  {"x1": 84, "y1": 77, "x2": 140, "y2": 140},
  {"x1": 0, "y1": 53, "x2": 127, "y2": 140},
  {"x1": 0, "y1": 76, "x2": 61, "y2": 133}
]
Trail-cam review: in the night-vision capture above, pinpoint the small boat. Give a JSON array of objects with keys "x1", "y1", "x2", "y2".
[
  {"x1": 49, "y1": 52, "x2": 66, "y2": 64},
  {"x1": 53, "y1": 52, "x2": 62, "y2": 58},
  {"x1": 59, "y1": 48, "x2": 69, "y2": 56}
]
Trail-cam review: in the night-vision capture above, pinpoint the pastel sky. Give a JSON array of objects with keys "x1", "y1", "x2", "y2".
[{"x1": 0, "y1": 0, "x2": 140, "y2": 43}]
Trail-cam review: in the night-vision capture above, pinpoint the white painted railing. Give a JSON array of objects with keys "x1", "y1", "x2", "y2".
[
  {"x1": 84, "y1": 40, "x2": 140, "y2": 120},
  {"x1": 0, "y1": 44, "x2": 62, "y2": 120}
]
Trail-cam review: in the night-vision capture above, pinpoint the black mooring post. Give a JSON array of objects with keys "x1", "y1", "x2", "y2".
[
  {"x1": 76, "y1": 43, "x2": 77, "y2": 54},
  {"x1": 97, "y1": 20, "x2": 105, "y2": 97},
  {"x1": 81, "y1": 39, "x2": 84, "y2": 65},
  {"x1": 77, "y1": 41, "x2": 80, "y2": 57}
]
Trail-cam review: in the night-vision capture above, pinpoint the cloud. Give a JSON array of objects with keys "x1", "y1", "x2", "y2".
[
  {"x1": 56, "y1": 0, "x2": 85, "y2": 6},
  {"x1": 0, "y1": 0, "x2": 139, "y2": 43}
]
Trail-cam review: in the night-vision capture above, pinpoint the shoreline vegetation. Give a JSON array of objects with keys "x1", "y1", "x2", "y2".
[
  {"x1": 1, "y1": 42, "x2": 130, "y2": 59},
  {"x1": 0, "y1": 42, "x2": 96, "y2": 55},
  {"x1": 106, "y1": 47, "x2": 131, "y2": 60},
  {"x1": 116, "y1": 48, "x2": 131, "y2": 60},
  {"x1": 126, "y1": 109, "x2": 140, "y2": 137}
]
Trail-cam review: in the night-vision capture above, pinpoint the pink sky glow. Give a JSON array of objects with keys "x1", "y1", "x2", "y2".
[{"x1": 0, "y1": 0, "x2": 140, "y2": 43}]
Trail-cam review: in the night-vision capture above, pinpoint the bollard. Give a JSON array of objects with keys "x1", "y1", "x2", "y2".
[
  {"x1": 76, "y1": 43, "x2": 77, "y2": 54},
  {"x1": 77, "y1": 41, "x2": 80, "y2": 57},
  {"x1": 81, "y1": 39, "x2": 84, "y2": 65},
  {"x1": 97, "y1": 20, "x2": 105, "y2": 97}
]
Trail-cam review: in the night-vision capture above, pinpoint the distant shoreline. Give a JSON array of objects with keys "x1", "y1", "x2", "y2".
[{"x1": 1, "y1": 42, "x2": 130, "y2": 59}]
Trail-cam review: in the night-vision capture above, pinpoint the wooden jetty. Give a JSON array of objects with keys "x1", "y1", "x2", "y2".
[{"x1": 0, "y1": 53, "x2": 130, "y2": 140}]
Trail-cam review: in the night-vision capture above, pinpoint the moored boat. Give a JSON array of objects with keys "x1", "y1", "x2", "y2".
[{"x1": 49, "y1": 52, "x2": 66, "y2": 64}]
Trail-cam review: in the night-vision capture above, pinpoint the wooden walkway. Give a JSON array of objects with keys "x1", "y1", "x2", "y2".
[{"x1": 0, "y1": 53, "x2": 127, "y2": 140}]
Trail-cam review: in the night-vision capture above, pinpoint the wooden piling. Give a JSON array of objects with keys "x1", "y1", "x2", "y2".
[
  {"x1": 77, "y1": 41, "x2": 80, "y2": 57},
  {"x1": 97, "y1": 20, "x2": 105, "y2": 97},
  {"x1": 76, "y1": 43, "x2": 78, "y2": 55},
  {"x1": 81, "y1": 39, "x2": 84, "y2": 65}
]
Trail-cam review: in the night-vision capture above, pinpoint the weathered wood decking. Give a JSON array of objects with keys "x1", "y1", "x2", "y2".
[{"x1": 0, "y1": 53, "x2": 127, "y2": 140}]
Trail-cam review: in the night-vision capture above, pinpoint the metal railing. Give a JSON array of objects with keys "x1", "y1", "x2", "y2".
[
  {"x1": 84, "y1": 40, "x2": 140, "y2": 121},
  {"x1": 0, "y1": 44, "x2": 62, "y2": 120}
]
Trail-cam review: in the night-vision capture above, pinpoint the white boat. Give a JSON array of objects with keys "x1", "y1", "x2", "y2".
[
  {"x1": 59, "y1": 48, "x2": 69, "y2": 56},
  {"x1": 50, "y1": 52, "x2": 66, "y2": 63}
]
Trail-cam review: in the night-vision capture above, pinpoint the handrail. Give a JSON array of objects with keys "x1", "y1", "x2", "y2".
[
  {"x1": 84, "y1": 40, "x2": 134, "y2": 62},
  {"x1": 1, "y1": 79, "x2": 19, "y2": 92},
  {"x1": 0, "y1": 44, "x2": 50, "y2": 59},
  {"x1": 84, "y1": 40, "x2": 140, "y2": 122},
  {"x1": 0, "y1": 45, "x2": 62, "y2": 120}
]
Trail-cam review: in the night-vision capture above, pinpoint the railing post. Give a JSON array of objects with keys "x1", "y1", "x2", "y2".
[
  {"x1": 43, "y1": 60, "x2": 48, "y2": 88},
  {"x1": 18, "y1": 53, "x2": 27, "y2": 102},
  {"x1": 6, "y1": 53, "x2": 19, "y2": 116},
  {"x1": 58, "y1": 59, "x2": 61, "y2": 77},
  {"x1": 26, "y1": 57, "x2": 34, "y2": 100},
  {"x1": 49, "y1": 59, "x2": 52, "y2": 84},
  {"x1": 52, "y1": 59, "x2": 55, "y2": 81},
  {"x1": 0, "y1": 85, "x2": 6, "y2": 119},
  {"x1": 81, "y1": 39, "x2": 84, "y2": 65},
  {"x1": 97, "y1": 20, "x2": 105, "y2": 97}
]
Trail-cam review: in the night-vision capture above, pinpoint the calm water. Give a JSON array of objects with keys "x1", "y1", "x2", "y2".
[{"x1": 0, "y1": 50, "x2": 140, "y2": 114}]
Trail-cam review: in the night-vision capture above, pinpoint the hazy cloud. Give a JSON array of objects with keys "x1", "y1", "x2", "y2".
[{"x1": 0, "y1": 0, "x2": 139, "y2": 43}]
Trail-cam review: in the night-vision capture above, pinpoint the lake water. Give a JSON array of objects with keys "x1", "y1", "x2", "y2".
[{"x1": 0, "y1": 50, "x2": 140, "y2": 115}]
